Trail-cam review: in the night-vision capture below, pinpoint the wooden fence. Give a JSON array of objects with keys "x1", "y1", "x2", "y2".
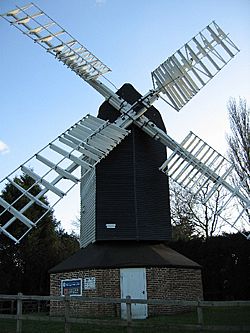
[{"x1": 0, "y1": 293, "x2": 250, "y2": 333}]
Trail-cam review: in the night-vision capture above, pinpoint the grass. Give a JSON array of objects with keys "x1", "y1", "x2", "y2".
[
  {"x1": 147, "y1": 306, "x2": 250, "y2": 326},
  {"x1": 1, "y1": 307, "x2": 250, "y2": 333}
]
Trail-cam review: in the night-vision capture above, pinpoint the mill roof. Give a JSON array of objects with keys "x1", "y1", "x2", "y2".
[{"x1": 49, "y1": 242, "x2": 200, "y2": 273}]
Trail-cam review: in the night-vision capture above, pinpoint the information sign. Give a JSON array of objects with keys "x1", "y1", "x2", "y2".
[
  {"x1": 61, "y1": 278, "x2": 82, "y2": 296},
  {"x1": 84, "y1": 277, "x2": 96, "y2": 290}
]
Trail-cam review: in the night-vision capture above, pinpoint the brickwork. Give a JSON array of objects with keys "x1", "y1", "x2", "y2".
[
  {"x1": 50, "y1": 268, "x2": 120, "y2": 317},
  {"x1": 146, "y1": 267, "x2": 203, "y2": 315},
  {"x1": 50, "y1": 267, "x2": 202, "y2": 317}
]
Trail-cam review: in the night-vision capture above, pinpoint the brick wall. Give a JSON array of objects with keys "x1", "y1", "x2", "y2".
[
  {"x1": 146, "y1": 267, "x2": 203, "y2": 315},
  {"x1": 50, "y1": 266, "x2": 202, "y2": 317},
  {"x1": 50, "y1": 268, "x2": 120, "y2": 317}
]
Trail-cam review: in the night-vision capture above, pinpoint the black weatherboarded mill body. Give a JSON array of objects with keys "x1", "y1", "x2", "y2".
[
  {"x1": 79, "y1": 83, "x2": 172, "y2": 247},
  {"x1": 95, "y1": 83, "x2": 172, "y2": 242}
]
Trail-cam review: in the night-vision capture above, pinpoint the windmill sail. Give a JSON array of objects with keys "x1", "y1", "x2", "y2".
[
  {"x1": 1, "y1": 3, "x2": 111, "y2": 81},
  {"x1": 159, "y1": 132, "x2": 250, "y2": 227},
  {"x1": 0, "y1": 115, "x2": 129, "y2": 243},
  {"x1": 135, "y1": 119, "x2": 250, "y2": 238},
  {"x1": 151, "y1": 21, "x2": 240, "y2": 111}
]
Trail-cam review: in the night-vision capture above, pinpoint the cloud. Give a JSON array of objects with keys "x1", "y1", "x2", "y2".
[
  {"x1": 0, "y1": 140, "x2": 10, "y2": 155},
  {"x1": 95, "y1": 0, "x2": 106, "y2": 6}
]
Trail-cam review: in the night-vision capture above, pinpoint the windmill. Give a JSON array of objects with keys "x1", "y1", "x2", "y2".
[
  {"x1": 0, "y1": 2, "x2": 249, "y2": 318},
  {"x1": 0, "y1": 2, "x2": 249, "y2": 244}
]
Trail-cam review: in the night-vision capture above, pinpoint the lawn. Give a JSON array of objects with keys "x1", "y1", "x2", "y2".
[{"x1": 1, "y1": 307, "x2": 250, "y2": 333}]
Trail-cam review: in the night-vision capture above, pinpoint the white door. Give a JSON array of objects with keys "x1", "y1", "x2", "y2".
[{"x1": 120, "y1": 268, "x2": 147, "y2": 319}]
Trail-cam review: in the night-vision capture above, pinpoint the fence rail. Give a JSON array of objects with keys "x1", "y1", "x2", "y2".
[{"x1": 0, "y1": 293, "x2": 250, "y2": 333}]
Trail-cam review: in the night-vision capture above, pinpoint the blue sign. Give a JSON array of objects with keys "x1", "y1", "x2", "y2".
[{"x1": 61, "y1": 278, "x2": 82, "y2": 296}]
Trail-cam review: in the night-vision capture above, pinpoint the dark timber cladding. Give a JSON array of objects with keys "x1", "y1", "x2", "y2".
[{"x1": 96, "y1": 83, "x2": 172, "y2": 242}]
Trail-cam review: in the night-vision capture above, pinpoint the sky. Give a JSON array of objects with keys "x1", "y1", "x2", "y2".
[{"x1": 0, "y1": 0, "x2": 250, "y2": 233}]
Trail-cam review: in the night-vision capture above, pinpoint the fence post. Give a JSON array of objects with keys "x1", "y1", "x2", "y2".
[
  {"x1": 197, "y1": 299, "x2": 204, "y2": 327},
  {"x1": 64, "y1": 295, "x2": 71, "y2": 333},
  {"x1": 11, "y1": 300, "x2": 15, "y2": 314},
  {"x1": 126, "y1": 295, "x2": 133, "y2": 333},
  {"x1": 16, "y1": 292, "x2": 23, "y2": 333}
]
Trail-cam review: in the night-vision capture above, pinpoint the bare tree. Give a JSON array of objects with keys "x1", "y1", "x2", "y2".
[
  {"x1": 170, "y1": 182, "x2": 196, "y2": 240},
  {"x1": 226, "y1": 97, "x2": 250, "y2": 223},
  {"x1": 170, "y1": 180, "x2": 229, "y2": 240}
]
